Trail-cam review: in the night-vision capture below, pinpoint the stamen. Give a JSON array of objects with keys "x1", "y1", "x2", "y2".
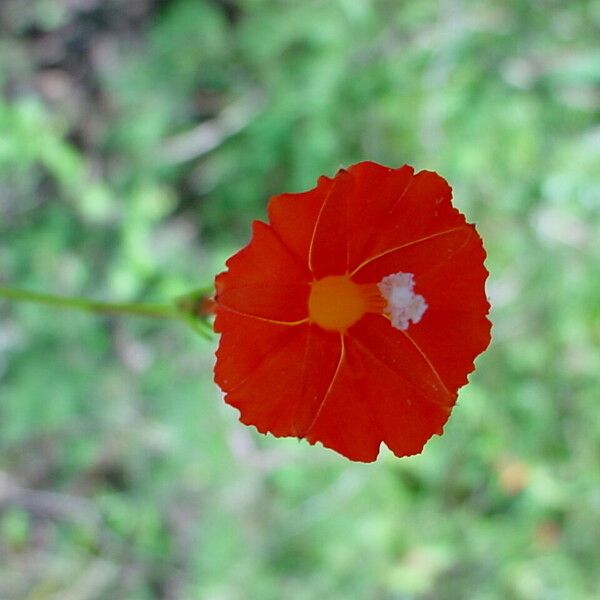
[
  {"x1": 377, "y1": 272, "x2": 427, "y2": 331},
  {"x1": 359, "y1": 283, "x2": 387, "y2": 313}
]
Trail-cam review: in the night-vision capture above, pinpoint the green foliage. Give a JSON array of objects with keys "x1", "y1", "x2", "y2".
[{"x1": 1, "y1": 0, "x2": 600, "y2": 598}]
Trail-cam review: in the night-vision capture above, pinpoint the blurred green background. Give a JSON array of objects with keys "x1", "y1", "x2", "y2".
[{"x1": 1, "y1": 0, "x2": 600, "y2": 598}]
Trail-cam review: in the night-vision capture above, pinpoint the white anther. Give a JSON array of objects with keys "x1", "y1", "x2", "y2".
[{"x1": 377, "y1": 272, "x2": 428, "y2": 331}]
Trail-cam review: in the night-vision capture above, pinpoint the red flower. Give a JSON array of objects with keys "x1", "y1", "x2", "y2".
[{"x1": 214, "y1": 162, "x2": 491, "y2": 462}]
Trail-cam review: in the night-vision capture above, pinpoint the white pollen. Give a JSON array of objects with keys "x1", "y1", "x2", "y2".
[{"x1": 377, "y1": 272, "x2": 428, "y2": 331}]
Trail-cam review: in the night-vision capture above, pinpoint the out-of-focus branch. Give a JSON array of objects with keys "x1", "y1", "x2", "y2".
[
  {"x1": 50, "y1": 560, "x2": 119, "y2": 600},
  {"x1": 0, "y1": 473, "x2": 100, "y2": 524},
  {"x1": 157, "y1": 92, "x2": 264, "y2": 165}
]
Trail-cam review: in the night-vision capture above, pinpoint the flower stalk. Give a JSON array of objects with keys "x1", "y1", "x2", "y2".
[{"x1": 0, "y1": 285, "x2": 214, "y2": 334}]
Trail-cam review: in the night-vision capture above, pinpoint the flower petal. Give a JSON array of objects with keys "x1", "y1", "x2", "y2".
[
  {"x1": 268, "y1": 175, "x2": 334, "y2": 267},
  {"x1": 355, "y1": 230, "x2": 490, "y2": 393},
  {"x1": 351, "y1": 224, "x2": 474, "y2": 283},
  {"x1": 405, "y1": 232, "x2": 491, "y2": 390},
  {"x1": 359, "y1": 169, "x2": 466, "y2": 263},
  {"x1": 222, "y1": 324, "x2": 343, "y2": 438},
  {"x1": 349, "y1": 314, "x2": 455, "y2": 409},
  {"x1": 346, "y1": 162, "x2": 415, "y2": 270},
  {"x1": 214, "y1": 307, "x2": 304, "y2": 393},
  {"x1": 304, "y1": 337, "x2": 383, "y2": 462},
  {"x1": 215, "y1": 220, "x2": 311, "y2": 322},
  {"x1": 304, "y1": 330, "x2": 452, "y2": 461},
  {"x1": 308, "y1": 169, "x2": 355, "y2": 278}
]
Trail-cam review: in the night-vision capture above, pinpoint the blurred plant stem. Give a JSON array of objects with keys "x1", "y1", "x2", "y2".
[{"x1": 0, "y1": 285, "x2": 180, "y2": 320}]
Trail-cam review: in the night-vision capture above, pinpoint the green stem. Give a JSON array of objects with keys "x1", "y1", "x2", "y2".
[{"x1": 0, "y1": 286, "x2": 179, "y2": 320}]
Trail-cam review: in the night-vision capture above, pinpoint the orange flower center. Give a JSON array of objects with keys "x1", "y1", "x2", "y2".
[{"x1": 308, "y1": 275, "x2": 384, "y2": 332}]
